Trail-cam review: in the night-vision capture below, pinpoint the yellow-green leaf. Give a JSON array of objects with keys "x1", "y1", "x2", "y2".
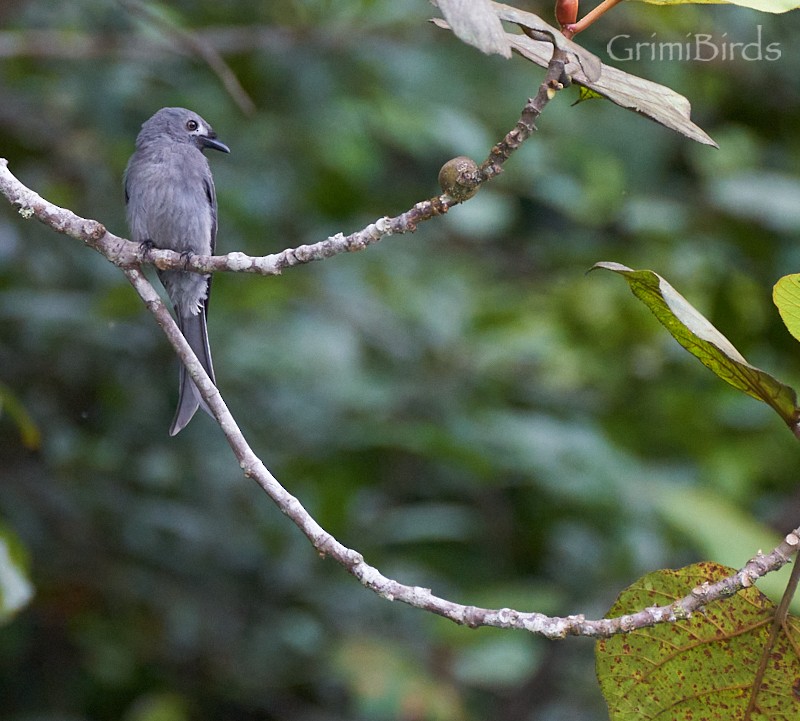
[
  {"x1": 597, "y1": 563, "x2": 800, "y2": 721},
  {"x1": 773, "y1": 273, "x2": 800, "y2": 343},
  {"x1": 573, "y1": 86, "x2": 604, "y2": 105},
  {"x1": 594, "y1": 262, "x2": 800, "y2": 431},
  {"x1": 635, "y1": 0, "x2": 798, "y2": 13}
]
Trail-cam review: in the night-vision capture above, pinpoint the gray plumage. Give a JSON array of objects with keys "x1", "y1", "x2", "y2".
[{"x1": 124, "y1": 107, "x2": 230, "y2": 435}]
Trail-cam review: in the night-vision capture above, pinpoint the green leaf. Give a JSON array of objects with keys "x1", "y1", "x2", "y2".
[
  {"x1": 773, "y1": 273, "x2": 800, "y2": 343},
  {"x1": 0, "y1": 523, "x2": 34, "y2": 624},
  {"x1": 0, "y1": 381, "x2": 41, "y2": 450},
  {"x1": 572, "y1": 86, "x2": 604, "y2": 106},
  {"x1": 594, "y1": 262, "x2": 800, "y2": 432},
  {"x1": 596, "y1": 562, "x2": 800, "y2": 721},
  {"x1": 634, "y1": 0, "x2": 799, "y2": 13}
]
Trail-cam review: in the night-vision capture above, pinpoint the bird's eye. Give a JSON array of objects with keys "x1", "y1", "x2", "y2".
[{"x1": 186, "y1": 119, "x2": 199, "y2": 132}]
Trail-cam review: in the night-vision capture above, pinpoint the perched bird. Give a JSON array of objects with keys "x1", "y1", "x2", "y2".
[{"x1": 124, "y1": 107, "x2": 230, "y2": 435}]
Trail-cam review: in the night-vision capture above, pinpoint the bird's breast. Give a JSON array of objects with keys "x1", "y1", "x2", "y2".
[{"x1": 126, "y1": 148, "x2": 214, "y2": 255}]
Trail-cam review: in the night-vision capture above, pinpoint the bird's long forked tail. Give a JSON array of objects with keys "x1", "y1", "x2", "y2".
[{"x1": 170, "y1": 310, "x2": 216, "y2": 436}]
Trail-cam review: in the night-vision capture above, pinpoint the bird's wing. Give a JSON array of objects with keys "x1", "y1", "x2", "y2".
[{"x1": 204, "y1": 176, "x2": 218, "y2": 255}]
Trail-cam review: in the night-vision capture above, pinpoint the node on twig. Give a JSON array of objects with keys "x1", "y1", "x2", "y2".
[{"x1": 437, "y1": 156, "x2": 481, "y2": 202}]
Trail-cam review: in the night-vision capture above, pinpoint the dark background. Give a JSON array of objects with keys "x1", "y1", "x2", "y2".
[{"x1": 2, "y1": 1, "x2": 800, "y2": 719}]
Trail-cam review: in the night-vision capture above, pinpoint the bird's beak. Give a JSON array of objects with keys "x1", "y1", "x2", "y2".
[{"x1": 200, "y1": 133, "x2": 230, "y2": 154}]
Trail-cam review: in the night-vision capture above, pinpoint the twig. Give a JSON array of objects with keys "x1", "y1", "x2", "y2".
[
  {"x1": 743, "y1": 545, "x2": 800, "y2": 720},
  {"x1": 562, "y1": 0, "x2": 625, "y2": 39}
]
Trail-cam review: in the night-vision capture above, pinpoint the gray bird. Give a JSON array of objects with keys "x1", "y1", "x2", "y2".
[{"x1": 124, "y1": 107, "x2": 230, "y2": 435}]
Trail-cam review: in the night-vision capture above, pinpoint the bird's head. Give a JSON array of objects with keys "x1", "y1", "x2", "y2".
[{"x1": 137, "y1": 107, "x2": 230, "y2": 154}]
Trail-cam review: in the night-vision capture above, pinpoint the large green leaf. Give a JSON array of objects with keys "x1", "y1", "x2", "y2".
[
  {"x1": 635, "y1": 0, "x2": 798, "y2": 12},
  {"x1": 595, "y1": 262, "x2": 800, "y2": 433},
  {"x1": 597, "y1": 563, "x2": 800, "y2": 721}
]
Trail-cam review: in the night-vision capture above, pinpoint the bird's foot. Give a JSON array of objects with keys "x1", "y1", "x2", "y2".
[
  {"x1": 138, "y1": 238, "x2": 157, "y2": 261},
  {"x1": 179, "y1": 250, "x2": 195, "y2": 270}
]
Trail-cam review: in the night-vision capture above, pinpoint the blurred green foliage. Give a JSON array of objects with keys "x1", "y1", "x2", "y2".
[{"x1": 1, "y1": 1, "x2": 800, "y2": 719}]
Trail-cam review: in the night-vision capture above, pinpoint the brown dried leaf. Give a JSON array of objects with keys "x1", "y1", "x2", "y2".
[{"x1": 433, "y1": 0, "x2": 512, "y2": 58}]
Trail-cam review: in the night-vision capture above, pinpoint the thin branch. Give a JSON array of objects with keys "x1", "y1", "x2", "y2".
[
  {"x1": 4, "y1": 50, "x2": 795, "y2": 639},
  {"x1": 562, "y1": 0, "x2": 625, "y2": 38}
]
